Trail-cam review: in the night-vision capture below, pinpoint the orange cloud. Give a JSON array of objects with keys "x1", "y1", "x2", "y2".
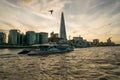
[
  {"x1": 72, "y1": 30, "x2": 79, "y2": 34},
  {"x1": 18, "y1": 0, "x2": 37, "y2": 6}
]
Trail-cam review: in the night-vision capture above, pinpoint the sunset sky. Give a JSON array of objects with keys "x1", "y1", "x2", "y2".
[{"x1": 0, "y1": 0, "x2": 120, "y2": 43}]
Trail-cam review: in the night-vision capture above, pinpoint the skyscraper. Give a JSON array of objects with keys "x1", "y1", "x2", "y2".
[
  {"x1": 26, "y1": 31, "x2": 36, "y2": 45},
  {"x1": 60, "y1": 12, "x2": 67, "y2": 40},
  {"x1": 8, "y1": 29, "x2": 20, "y2": 45},
  {"x1": 35, "y1": 32, "x2": 48, "y2": 44},
  {"x1": 0, "y1": 32, "x2": 6, "y2": 44},
  {"x1": 39, "y1": 32, "x2": 48, "y2": 44}
]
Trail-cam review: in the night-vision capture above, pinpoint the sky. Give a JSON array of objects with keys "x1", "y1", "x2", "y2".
[{"x1": 0, "y1": 0, "x2": 120, "y2": 43}]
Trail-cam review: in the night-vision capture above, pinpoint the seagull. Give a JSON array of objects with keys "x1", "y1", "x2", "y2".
[{"x1": 49, "y1": 10, "x2": 53, "y2": 14}]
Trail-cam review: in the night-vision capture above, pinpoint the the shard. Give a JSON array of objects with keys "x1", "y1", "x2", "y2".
[{"x1": 60, "y1": 12, "x2": 67, "y2": 40}]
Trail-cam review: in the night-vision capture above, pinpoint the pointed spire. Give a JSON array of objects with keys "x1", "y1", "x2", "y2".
[{"x1": 60, "y1": 12, "x2": 67, "y2": 40}]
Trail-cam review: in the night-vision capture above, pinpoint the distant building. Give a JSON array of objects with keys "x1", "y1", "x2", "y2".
[
  {"x1": 99, "y1": 42, "x2": 106, "y2": 46},
  {"x1": 25, "y1": 31, "x2": 48, "y2": 45},
  {"x1": 87, "y1": 42, "x2": 93, "y2": 47},
  {"x1": 106, "y1": 37, "x2": 115, "y2": 46},
  {"x1": 25, "y1": 31, "x2": 36, "y2": 45},
  {"x1": 93, "y1": 39, "x2": 99, "y2": 46},
  {"x1": 49, "y1": 32, "x2": 61, "y2": 42},
  {"x1": 60, "y1": 12, "x2": 67, "y2": 40},
  {"x1": 39, "y1": 32, "x2": 48, "y2": 44},
  {"x1": 0, "y1": 32, "x2": 6, "y2": 44},
  {"x1": 35, "y1": 32, "x2": 48, "y2": 44},
  {"x1": 50, "y1": 32, "x2": 59, "y2": 38},
  {"x1": 72, "y1": 36, "x2": 88, "y2": 47},
  {"x1": 20, "y1": 33, "x2": 25, "y2": 45},
  {"x1": 8, "y1": 29, "x2": 21, "y2": 45},
  {"x1": 73, "y1": 36, "x2": 83, "y2": 41},
  {"x1": 36, "y1": 33, "x2": 40, "y2": 44},
  {"x1": 107, "y1": 37, "x2": 112, "y2": 45}
]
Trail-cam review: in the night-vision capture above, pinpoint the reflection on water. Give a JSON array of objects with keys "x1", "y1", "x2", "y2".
[{"x1": 0, "y1": 47, "x2": 120, "y2": 80}]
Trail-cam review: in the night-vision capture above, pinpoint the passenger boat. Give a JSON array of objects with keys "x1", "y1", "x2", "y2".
[
  {"x1": 18, "y1": 43, "x2": 74, "y2": 55},
  {"x1": 28, "y1": 44, "x2": 74, "y2": 55},
  {"x1": 18, "y1": 49, "x2": 31, "y2": 54}
]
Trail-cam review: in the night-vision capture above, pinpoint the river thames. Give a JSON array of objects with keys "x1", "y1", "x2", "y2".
[{"x1": 0, "y1": 47, "x2": 120, "y2": 80}]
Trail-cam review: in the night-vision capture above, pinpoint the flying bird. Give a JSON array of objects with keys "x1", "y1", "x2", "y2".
[{"x1": 49, "y1": 10, "x2": 53, "y2": 14}]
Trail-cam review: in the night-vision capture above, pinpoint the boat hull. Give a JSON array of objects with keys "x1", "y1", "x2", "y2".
[
  {"x1": 18, "y1": 44, "x2": 74, "y2": 55},
  {"x1": 27, "y1": 49, "x2": 73, "y2": 55},
  {"x1": 18, "y1": 49, "x2": 31, "y2": 54}
]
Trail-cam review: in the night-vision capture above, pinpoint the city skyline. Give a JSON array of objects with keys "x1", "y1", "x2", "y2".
[
  {"x1": 0, "y1": 0, "x2": 120, "y2": 43},
  {"x1": 0, "y1": 29, "x2": 117, "y2": 47}
]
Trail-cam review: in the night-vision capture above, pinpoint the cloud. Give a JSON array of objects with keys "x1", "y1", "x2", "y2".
[
  {"x1": 12, "y1": 0, "x2": 37, "y2": 7},
  {"x1": 0, "y1": 0, "x2": 120, "y2": 43}
]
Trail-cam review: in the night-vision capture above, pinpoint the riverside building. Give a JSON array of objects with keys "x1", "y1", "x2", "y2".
[
  {"x1": 0, "y1": 32, "x2": 6, "y2": 44},
  {"x1": 8, "y1": 29, "x2": 20, "y2": 45},
  {"x1": 26, "y1": 31, "x2": 36, "y2": 45}
]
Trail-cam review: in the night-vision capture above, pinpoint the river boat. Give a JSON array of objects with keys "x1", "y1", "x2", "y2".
[
  {"x1": 18, "y1": 49, "x2": 31, "y2": 54},
  {"x1": 28, "y1": 44, "x2": 74, "y2": 55}
]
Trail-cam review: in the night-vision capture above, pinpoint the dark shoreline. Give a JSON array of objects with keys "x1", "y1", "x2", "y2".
[{"x1": 0, "y1": 45, "x2": 120, "y2": 49}]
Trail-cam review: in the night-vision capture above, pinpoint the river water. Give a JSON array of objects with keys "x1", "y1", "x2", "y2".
[{"x1": 0, "y1": 47, "x2": 120, "y2": 80}]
